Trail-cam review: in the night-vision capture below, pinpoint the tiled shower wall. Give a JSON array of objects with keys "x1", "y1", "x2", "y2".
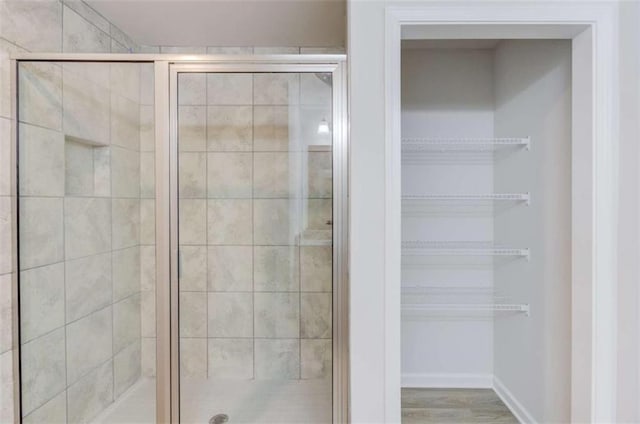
[
  {"x1": 0, "y1": 1, "x2": 142, "y2": 422},
  {"x1": 176, "y1": 71, "x2": 334, "y2": 381},
  {"x1": 16, "y1": 60, "x2": 153, "y2": 422}
]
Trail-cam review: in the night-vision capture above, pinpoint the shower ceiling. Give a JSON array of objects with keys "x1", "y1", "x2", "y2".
[{"x1": 86, "y1": 0, "x2": 346, "y2": 47}]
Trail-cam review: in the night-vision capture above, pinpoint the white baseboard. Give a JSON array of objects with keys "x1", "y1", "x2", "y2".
[
  {"x1": 401, "y1": 373, "x2": 493, "y2": 388},
  {"x1": 493, "y1": 376, "x2": 536, "y2": 424}
]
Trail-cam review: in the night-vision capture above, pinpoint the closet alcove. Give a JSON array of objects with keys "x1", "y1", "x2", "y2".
[{"x1": 400, "y1": 39, "x2": 571, "y2": 422}]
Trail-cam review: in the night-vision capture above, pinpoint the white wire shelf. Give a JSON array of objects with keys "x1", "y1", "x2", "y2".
[
  {"x1": 402, "y1": 241, "x2": 530, "y2": 259},
  {"x1": 402, "y1": 137, "x2": 530, "y2": 152},
  {"x1": 402, "y1": 303, "x2": 530, "y2": 316},
  {"x1": 401, "y1": 285, "x2": 495, "y2": 294},
  {"x1": 402, "y1": 193, "x2": 530, "y2": 205}
]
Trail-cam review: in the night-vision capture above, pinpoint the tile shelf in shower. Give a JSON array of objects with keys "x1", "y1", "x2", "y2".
[{"x1": 65, "y1": 134, "x2": 109, "y2": 148}]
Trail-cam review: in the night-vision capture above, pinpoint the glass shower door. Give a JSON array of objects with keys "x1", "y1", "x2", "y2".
[
  {"x1": 175, "y1": 70, "x2": 334, "y2": 423},
  {"x1": 16, "y1": 61, "x2": 157, "y2": 423}
]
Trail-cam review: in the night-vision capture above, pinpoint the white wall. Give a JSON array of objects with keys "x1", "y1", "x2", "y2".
[
  {"x1": 401, "y1": 48, "x2": 495, "y2": 385},
  {"x1": 347, "y1": 1, "x2": 639, "y2": 422},
  {"x1": 616, "y1": 1, "x2": 640, "y2": 422},
  {"x1": 493, "y1": 39, "x2": 572, "y2": 423}
]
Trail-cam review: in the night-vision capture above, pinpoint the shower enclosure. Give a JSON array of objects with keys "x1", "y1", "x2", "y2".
[{"x1": 10, "y1": 55, "x2": 347, "y2": 423}]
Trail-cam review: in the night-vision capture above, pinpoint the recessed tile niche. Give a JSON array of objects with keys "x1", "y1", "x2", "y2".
[{"x1": 64, "y1": 136, "x2": 110, "y2": 197}]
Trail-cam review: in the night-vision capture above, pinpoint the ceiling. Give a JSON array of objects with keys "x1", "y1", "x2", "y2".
[{"x1": 87, "y1": 0, "x2": 346, "y2": 47}]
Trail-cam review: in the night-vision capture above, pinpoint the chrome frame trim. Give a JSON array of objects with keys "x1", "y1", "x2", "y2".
[{"x1": 10, "y1": 58, "x2": 20, "y2": 424}]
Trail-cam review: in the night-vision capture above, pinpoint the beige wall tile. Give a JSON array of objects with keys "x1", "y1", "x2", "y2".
[
  {"x1": 111, "y1": 94, "x2": 140, "y2": 150},
  {"x1": 300, "y1": 73, "x2": 333, "y2": 107},
  {"x1": 63, "y1": 67, "x2": 110, "y2": 145},
  {"x1": 178, "y1": 105, "x2": 206, "y2": 151},
  {"x1": 62, "y1": 5, "x2": 110, "y2": 53},
  {"x1": 180, "y1": 245, "x2": 207, "y2": 292},
  {"x1": 111, "y1": 146, "x2": 140, "y2": 198},
  {"x1": 254, "y1": 74, "x2": 299, "y2": 106},
  {"x1": 206, "y1": 106, "x2": 252, "y2": 151},
  {"x1": 254, "y1": 292, "x2": 299, "y2": 338},
  {"x1": 141, "y1": 289, "x2": 155, "y2": 338},
  {"x1": 0, "y1": 0, "x2": 62, "y2": 52},
  {"x1": 141, "y1": 337, "x2": 156, "y2": 377},
  {"x1": 300, "y1": 246, "x2": 332, "y2": 292},
  {"x1": 19, "y1": 124, "x2": 64, "y2": 196},
  {"x1": 66, "y1": 359, "x2": 113, "y2": 423},
  {"x1": 180, "y1": 338, "x2": 207, "y2": 378},
  {"x1": 21, "y1": 328, "x2": 66, "y2": 415},
  {"x1": 18, "y1": 62, "x2": 62, "y2": 130},
  {"x1": 140, "y1": 64, "x2": 155, "y2": 106},
  {"x1": 307, "y1": 151, "x2": 332, "y2": 198},
  {"x1": 20, "y1": 197, "x2": 64, "y2": 269},
  {"x1": 66, "y1": 307, "x2": 112, "y2": 385},
  {"x1": 110, "y1": 63, "x2": 140, "y2": 103},
  {"x1": 179, "y1": 152, "x2": 206, "y2": 197},
  {"x1": 178, "y1": 73, "x2": 206, "y2": 105},
  {"x1": 0, "y1": 118, "x2": 11, "y2": 196},
  {"x1": 207, "y1": 292, "x2": 252, "y2": 337},
  {"x1": 301, "y1": 339, "x2": 332, "y2": 379},
  {"x1": 254, "y1": 339, "x2": 299, "y2": 379},
  {"x1": 179, "y1": 292, "x2": 207, "y2": 337},
  {"x1": 254, "y1": 47, "x2": 299, "y2": 54},
  {"x1": 207, "y1": 152, "x2": 252, "y2": 198},
  {"x1": 23, "y1": 390, "x2": 66, "y2": 424},
  {"x1": 0, "y1": 274, "x2": 12, "y2": 353},
  {"x1": 112, "y1": 198, "x2": 140, "y2": 249},
  {"x1": 253, "y1": 199, "x2": 294, "y2": 245},
  {"x1": 0, "y1": 40, "x2": 25, "y2": 118},
  {"x1": 63, "y1": 0, "x2": 110, "y2": 33},
  {"x1": 179, "y1": 199, "x2": 207, "y2": 245},
  {"x1": 65, "y1": 252, "x2": 111, "y2": 322},
  {"x1": 140, "y1": 246, "x2": 156, "y2": 291},
  {"x1": 208, "y1": 338, "x2": 253, "y2": 379},
  {"x1": 253, "y1": 106, "x2": 291, "y2": 152},
  {"x1": 306, "y1": 198, "x2": 332, "y2": 231},
  {"x1": 112, "y1": 246, "x2": 140, "y2": 301},
  {"x1": 114, "y1": 342, "x2": 141, "y2": 397},
  {"x1": 113, "y1": 294, "x2": 140, "y2": 353},
  {"x1": 254, "y1": 246, "x2": 299, "y2": 292},
  {"x1": 140, "y1": 105, "x2": 155, "y2": 152},
  {"x1": 140, "y1": 152, "x2": 155, "y2": 198},
  {"x1": 140, "y1": 199, "x2": 156, "y2": 245},
  {"x1": 301, "y1": 293, "x2": 331, "y2": 339},
  {"x1": 20, "y1": 262, "x2": 65, "y2": 343},
  {"x1": 0, "y1": 349, "x2": 14, "y2": 422},
  {"x1": 93, "y1": 146, "x2": 111, "y2": 197},
  {"x1": 207, "y1": 199, "x2": 252, "y2": 245},
  {"x1": 65, "y1": 140, "x2": 95, "y2": 196},
  {"x1": 253, "y1": 152, "x2": 301, "y2": 198},
  {"x1": 0, "y1": 197, "x2": 12, "y2": 274},
  {"x1": 207, "y1": 74, "x2": 252, "y2": 105},
  {"x1": 64, "y1": 197, "x2": 111, "y2": 259},
  {"x1": 207, "y1": 246, "x2": 252, "y2": 292},
  {"x1": 206, "y1": 46, "x2": 253, "y2": 54}
]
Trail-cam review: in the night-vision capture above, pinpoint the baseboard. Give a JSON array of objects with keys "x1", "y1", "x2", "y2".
[
  {"x1": 401, "y1": 373, "x2": 493, "y2": 388},
  {"x1": 493, "y1": 376, "x2": 536, "y2": 424}
]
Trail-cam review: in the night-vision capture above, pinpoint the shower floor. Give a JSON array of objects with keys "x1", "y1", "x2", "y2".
[{"x1": 94, "y1": 377, "x2": 332, "y2": 424}]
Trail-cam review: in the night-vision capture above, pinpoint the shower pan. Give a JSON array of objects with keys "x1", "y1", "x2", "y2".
[{"x1": 10, "y1": 54, "x2": 348, "y2": 424}]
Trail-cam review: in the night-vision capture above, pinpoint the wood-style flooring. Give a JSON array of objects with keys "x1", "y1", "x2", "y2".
[{"x1": 401, "y1": 388, "x2": 519, "y2": 424}]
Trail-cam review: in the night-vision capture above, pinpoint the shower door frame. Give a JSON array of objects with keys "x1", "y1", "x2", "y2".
[
  {"x1": 9, "y1": 54, "x2": 349, "y2": 424},
  {"x1": 166, "y1": 59, "x2": 349, "y2": 424}
]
